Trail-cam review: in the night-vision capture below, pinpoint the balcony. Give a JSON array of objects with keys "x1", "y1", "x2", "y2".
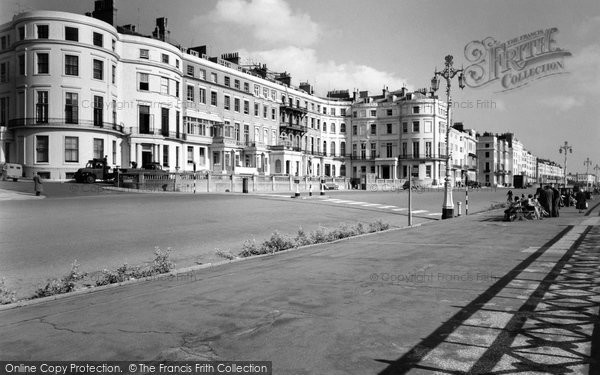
[
  {"x1": 213, "y1": 136, "x2": 246, "y2": 148},
  {"x1": 268, "y1": 144, "x2": 302, "y2": 152},
  {"x1": 350, "y1": 154, "x2": 377, "y2": 161},
  {"x1": 398, "y1": 153, "x2": 448, "y2": 161},
  {"x1": 280, "y1": 103, "x2": 308, "y2": 116},
  {"x1": 280, "y1": 121, "x2": 308, "y2": 135},
  {"x1": 8, "y1": 118, "x2": 124, "y2": 133}
]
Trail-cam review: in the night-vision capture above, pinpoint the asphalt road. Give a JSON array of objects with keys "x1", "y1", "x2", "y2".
[
  {"x1": 1, "y1": 204, "x2": 597, "y2": 374},
  {"x1": 0, "y1": 181, "x2": 534, "y2": 298}
]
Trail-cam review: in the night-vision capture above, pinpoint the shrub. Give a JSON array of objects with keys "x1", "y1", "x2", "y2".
[
  {"x1": 152, "y1": 247, "x2": 174, "y2": 274},
  {"x1": 0, "y1": 278, "x2": 16, "y2": 305},
  {"x1": 239, "y1": 238, "x2": 261, "y2": 258},
  {"x1": 311, "y1": 226, "x2": 330, "y2": 244},
  {"x1": 34, "y1": 260, "x2": 86, "y2": 298},
  {"x1": 215, "y1": 249, "x2": 236, "y2": 260},
  {"x1": 261, "y1": 231, "x2": 295, "y2": 254},
  {"x1": 294, "y1": 227, "x2": 312, "y2": 247},
  {"x1": 368, "y1": 220, "x2": 390, "y2": 232}
]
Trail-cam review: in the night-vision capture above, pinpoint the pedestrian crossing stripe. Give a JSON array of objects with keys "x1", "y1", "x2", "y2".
[
  {"x1": 427, "y1": 212, "x2": 442, "y2": 216},
  {"x1": 361, "y1": 203, "x2": 381, "y2": 207},
  {"x1": 345, "y1": 201, "x2": 368, "y2": 205},
  {"x1": 392, "y1": 208, "x2": 407, "y2": 211},
  {"x1": 378, "y1": 205, "x2": 397, "y2": 209},
  {"x1": 411, "y1": 210, "x2": 428, "y2": 213}
]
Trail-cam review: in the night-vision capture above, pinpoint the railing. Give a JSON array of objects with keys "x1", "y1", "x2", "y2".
[
  {"x1": 350, "y1": 154, "x2": 377, "y2": 160},
  {"x1": 213, "y1": 136, "x2": 246, "y2": 147},
  {"x1": 398, "y1": 154, "x2": 448, "y2": 160},
  {"x1": 8, "y1": 118, "x2": 124, "y2": 132},
  {"x1": 280, "y1": 122, "x2": 308, "y2": 132}
]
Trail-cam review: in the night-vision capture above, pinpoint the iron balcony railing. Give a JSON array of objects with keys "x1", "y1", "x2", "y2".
[
  {"x1": 8, "y1": 118, "x2": 124, "y2": 132},
  {"x1": 398, "y1": 153, "x2": 448, "y2": 160}
]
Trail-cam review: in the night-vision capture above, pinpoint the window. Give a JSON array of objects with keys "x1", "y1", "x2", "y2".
[
  {"x1": 199, "y1": 88, "x2": 206, "y2": 104},
  {"x1": 93, "y1": 59, "x2": 103, "y2": 80},
  {"x1": 331, "y1": 108, "x2": 336, "y2": 116},
  {"x1": 387, "y1": 109, "x2": 393, "y2": 116},
  {"x1": 163, "y1": 145, "x2": 169, "y2": 167},
  {"x1": 244, "y1": 82, "x2": 250, "y2": 93},
  {"x1": 413, "y1": 106, "x2": 420, "y2": 114},
  {"x1": 224, "y1": 76, "x2": 230, "y2": 87},
  {"x1": 234, "y1": 98, "x2": 240, "y2": 112},
  {"x1": 263, "y1": 87, "x2": 268, "y2": 98},
  {"x1": 160, "y1": 77, "x2": 169, "y2": 95},
  {"x1": 323, "y1": 123, "x2": 327, "y2": 132},
  {"x1": 135, "y1": 73, "x2": 149, "y2": 91},
  {"x1": 187, "y1": 146, "x2": 193, "y2": 164},
  {"x1": 112, "y1": 99, "x2": 117, "y2": 125},
  {"x1": 93, "y1": 96, "x2": 103, "y2": 126},
  {"x1": 37, "y1": 25, "x2": 48, "y2": 39},
  {"x1": 187, "y1": 65, "x2": 194, "y2": 76},
  {"x1": 386, "y1": 143, "x2": 393, "y2": 158},
  {"x1": 161, "y1": 53, "x2": 169, "y2": 64},
  {"x1": 65, "y1": 137, "x2": 78, "y2": 162},
  {"x1": 65, "y1": 93, "x2": 78, "y2": 124},
  {"x1": 175, "y1": 81, "x2": 179, "y2": 97},
  {"x1": 186, "y1": 85, "x2": 194, "y2": 101},
  {"x1": 271, "y1": 90, "x2": 276, "y2": 100},
  {"x1": 234, "y1": 79, "x2": 240, "y2": 89},
  {"x1": 210, "y1": 91, "x2": 217, "y2": 106},
  {"x1": 111, "y1": 65, "x2": 116, "y2": 84},
  {"x1": 93, "y1": 32, "x2": 103, "y2": 47},
  {"x1": 65, "y1": 27, "x2": 78, "y2": 41},
  {"x1": 402, "y1": 122, "x2": 408, "y2": 133},
  {"x1": 112, "y1": 39, "x2": 116, "y2": 51},
  {"x1": 271, "y1": 108, "x2": 276, "y2": 120},
  {"x1": 485, "y1": 151, "x2": 490, "y2": 158},
  {"x1": 352, "y1": 125, "x2": 357, "y2": 135},
  {"x1": 112, "y1": 140, "x2": 117, "y2": 164},
  {"x1": 36, "y1": 136, "x2": 49, "y2": 163},
  {"x1": 140, "y1": 49, "x2": 149, "y2": 59},
  {"x1": 36, "y1": 91, "x2": 48, "y2": 123},
  {"x1": 426, "y1": 165, "x2": 432, "y2": 178},
  {"x1": 139, "y1": 105, "x2": 150, "y2": 134},
  {"x1": 243, "y1": 100, "x2": 249, "y2": 114},
  {"x1": 18, "y1": 26, "x2": 25, "y2": 40},
  {"x1": 65, "y1": 55, "x2": 79, "y2": 76},
  {"x1": 413, "y1": 121, "x2": 419, "y2": 133},
  {"x1": 0, "y1": 97, "x2": 8, "y2": 126},
  {"x1": 263, "y1": 105, "x2": 268, "y2": 118},
  {"x1": 254, "y1": 103, "x2": 259, "y2": 116},
  {"x1": 402, "y1": 142, "x2": 407, "y2": 157},
  {"x1": 370, "y1": 110, "x2": 376, "y2": 117},
  {"x1": 175, "y1": 59, "x2": 179, "y2": 68},
  {"x1": 370, "y1": 143, "x2": 376, "y2": 158},
  {"x1": 1, "y1": 36, "x2": 8, "y2": 50},
  {"x1": 224, "y1": 95, "x2": 230, "y2": 110},
  {"x1": 340, "y1": 142, "x2": 346, "y2": 155},
  {"x1": 413, "y1": 141, "x2": 420, "y2": 157},
  {"x1": 210, "y1": 72, "x2": 217, "y2": 83},
  {"x1": 93, "y1": 138, "x2": 104, "y2": 159},
  {"x1": 198, "y1": 69, "x2": 206, "y2": 80},
  {"x1": 386, "y1": 124, "x2": 392, "y2": 134},
  {"x1": 254, "y1": 85, "x2": 260, "y2": 96},
  {"x1": 340, "y1": 123, "x2": 346, "y2": 133},
  {"x1": 161, "y1": 108, "x2": 169, "y2": 135},
  {"x1": 370, "y1": 124, "x2": 377, "y2": 135},
  {"x1": 426, "y1": 142, "x2": 432, "y2": 157},
  {"x1": 18, "y1": 55, "x2": 25, "y2": 75}
]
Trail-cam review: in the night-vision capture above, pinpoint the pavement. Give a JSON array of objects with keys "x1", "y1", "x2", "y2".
[{"x1": 1, "y1": 198, "x2": 599, "y2": 374}]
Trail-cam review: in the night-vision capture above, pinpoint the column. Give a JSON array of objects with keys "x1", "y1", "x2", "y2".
[{"x1": 130, "y1": 142, "x2": 136, "y2": 167}]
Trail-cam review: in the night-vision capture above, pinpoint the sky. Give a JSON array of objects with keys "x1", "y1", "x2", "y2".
[{"x1": 2, "y1": 0, "x2": 599, "y2": 175}]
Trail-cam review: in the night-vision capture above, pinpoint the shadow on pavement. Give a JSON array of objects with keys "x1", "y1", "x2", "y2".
[{"x1": 375, "y1": 213, "x2": 600, "y2": 374}]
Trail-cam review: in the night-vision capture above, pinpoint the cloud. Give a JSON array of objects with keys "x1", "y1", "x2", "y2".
[
  {"x1": 239, "y1": 46, "x2": 412, "y2": 96},
  {"x1": 202, "y1": 0, "x2": 320, "y2": 47},
  {"x1": 537, "y1": 96, "x2": 583, "y2": 112}
]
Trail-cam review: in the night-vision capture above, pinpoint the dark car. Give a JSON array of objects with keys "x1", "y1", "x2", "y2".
[{"x1": 141, "y1": 162, "x2": 168, "y2": 172}]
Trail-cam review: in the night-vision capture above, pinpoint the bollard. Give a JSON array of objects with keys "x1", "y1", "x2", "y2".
[
  {"x1": 457, "y1": 201, "x2": 462, "y2": 216},
  {"x1": 295, "y1": 182, "x2": 300, "y2": 197},
  {"x1": 465, "y1": 186, "x2": 469, "y2": 215}
]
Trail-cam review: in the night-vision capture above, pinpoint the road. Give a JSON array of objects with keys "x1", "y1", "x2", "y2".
[
  {"x1": 0, "y1": 180, "x2": 531, "y2": 298},
  {"x1": 0, "y1": 202, "x2": 597, "y2": 374}
]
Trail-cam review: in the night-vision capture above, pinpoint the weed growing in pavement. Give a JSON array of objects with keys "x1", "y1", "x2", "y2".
[
  {"x1": 236, "y1": 220, "x2": 392, "y2": 258},
  {"x1": 95, "y1": 247, "x2": 175, "y2": 286},
  {"x1": 0, "y1": 278, "x2": 16, "y2": 305},
  {"x1": 33, "y1": 260, "x2": 86, "y2": 298}
]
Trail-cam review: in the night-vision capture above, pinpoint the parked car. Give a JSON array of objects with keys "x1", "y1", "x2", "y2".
[{"x1": 1, "y1": 163, "x2": 23, "y2": 182}]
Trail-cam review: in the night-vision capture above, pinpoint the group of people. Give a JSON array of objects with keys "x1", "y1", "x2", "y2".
[{"x1": 505, "y1": 185, "x2": 589, "y2": 221}]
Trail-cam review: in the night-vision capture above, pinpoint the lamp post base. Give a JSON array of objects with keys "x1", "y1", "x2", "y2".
[{"x1": 442, "y1": 208, "x2": 454, "y2": 220}]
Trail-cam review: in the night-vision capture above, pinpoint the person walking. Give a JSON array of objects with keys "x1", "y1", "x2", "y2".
[
  {"x1": 551, "y1": 184, "x2": 561, "y2": 217},
  {"x1": 33, "y1": 172, "x2": 43, "y2": 196},
  {"x1": 507, "y1": 189, "x2": 513, "y2": 203},
  {"x1": 575, "y1": 186, "x2": 587, "y2": 213},
  {"x1": 309, "y1": 184, "x2": 313, "y2": 197}
]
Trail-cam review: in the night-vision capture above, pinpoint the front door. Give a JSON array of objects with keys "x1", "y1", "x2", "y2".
[{"x1": 142, "y1": 151, "x2": 152, "y2": 166}]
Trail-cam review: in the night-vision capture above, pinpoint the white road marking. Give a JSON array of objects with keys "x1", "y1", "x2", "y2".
[
  {"x1": 411, "y1": 210, "x2": 428, "y2": 214},
  {"x1": 361, "y1": 203, "x2": 382, "y2": 207},
  {"x1": 392, "y1": 208, "x2": 407, "y2": 211}
]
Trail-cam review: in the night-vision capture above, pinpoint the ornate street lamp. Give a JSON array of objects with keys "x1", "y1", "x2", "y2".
[
  {"x1": 431, "y1": 55, "x2": 465, "y2": 219},
  {"x1": 558, "y1": 141, "x2": 572, "y2": 187},
  {"x1": 584, "y1": 157, "x2": 592, "y2": 188}
]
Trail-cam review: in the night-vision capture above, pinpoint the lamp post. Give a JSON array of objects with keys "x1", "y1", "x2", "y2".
[
  {"x1": 584, "y1": 157, "x2": 592, "y2": 188},
  {"x1": 431, "y1": 55, "x2": 466, "y2": 219},
  {"x1": 558, "y1": 141, "x2": 572, "y2": 188}
]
